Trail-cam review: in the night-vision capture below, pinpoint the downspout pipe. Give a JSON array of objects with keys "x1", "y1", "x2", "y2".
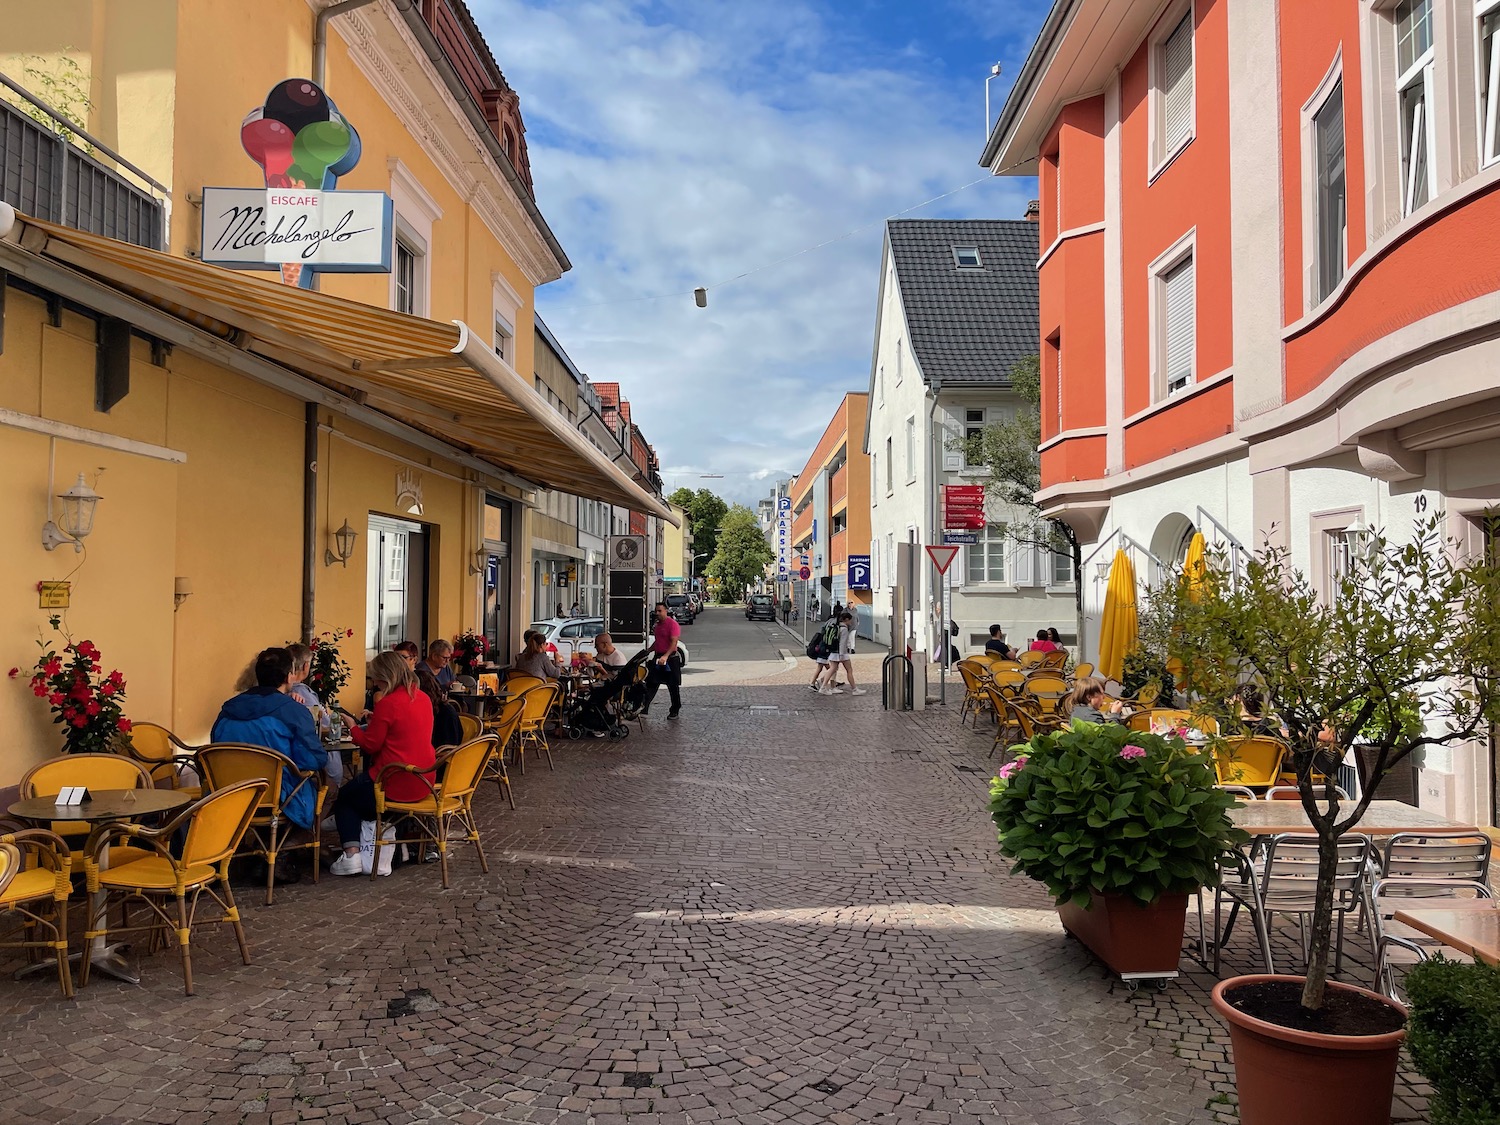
[
  {"x1": 301, "y1": 402, "x2": 320, "y2": 643},
  {"x1": 313, "y1": 0, "x2": 378, "y2": 89}
]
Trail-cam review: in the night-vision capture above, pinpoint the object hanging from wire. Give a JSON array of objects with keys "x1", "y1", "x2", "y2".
[{"x1": 693, "y1": 287, "x2": 707, "y2": 308}]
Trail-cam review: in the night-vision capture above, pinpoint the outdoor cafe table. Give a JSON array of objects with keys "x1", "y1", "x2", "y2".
[
  {"x1": 1229, "y1": 799, "x2": 1478, "y2": 837},
  {"x1": 1392, "y1": 901, "x2": 1500, "y2": 966},
  {"x1": 8, "y1": 788, "x2": 192, "y2": 984}
]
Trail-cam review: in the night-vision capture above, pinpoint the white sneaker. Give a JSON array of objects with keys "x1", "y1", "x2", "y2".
[
  {"x1": 330, "y1": 853, "x2": 362, "y2": 877},
  {"x1": 817, "y1": 686, "x2": 835, "y2": 696},
  {"x1": 849, "y1": 688, "x2": 868, "y2": 696}
]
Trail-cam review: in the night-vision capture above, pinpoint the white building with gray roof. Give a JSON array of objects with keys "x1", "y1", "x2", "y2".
[{"x1": 862, "y1": 216, "x2": 1075, "y2": 659}]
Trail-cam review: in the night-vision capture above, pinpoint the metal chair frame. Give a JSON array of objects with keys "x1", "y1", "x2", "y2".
[
  {"x1": 0, "y1": 830, "x2": 74, "y2": 998},
  {"x1": 372, "y1": 735, "x2": 499, "y2": 890}
]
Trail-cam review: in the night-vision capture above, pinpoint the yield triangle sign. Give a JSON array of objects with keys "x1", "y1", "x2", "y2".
[{"x1": 925, "y1": 544, "x2": 961, "y2": 575}]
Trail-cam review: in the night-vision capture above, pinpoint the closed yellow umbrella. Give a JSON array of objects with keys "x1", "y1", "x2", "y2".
[
  {"x1": 1182, "y1": 531, "x2": 1207, "y2": 603},
  {"x1": 1098, "y1": 549, "x2": 1140, "y2": 684}
]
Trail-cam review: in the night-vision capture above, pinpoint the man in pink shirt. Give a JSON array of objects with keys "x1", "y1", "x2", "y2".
[{"x1": 642, "y1": 602, "x2": 682, "y2": 719}]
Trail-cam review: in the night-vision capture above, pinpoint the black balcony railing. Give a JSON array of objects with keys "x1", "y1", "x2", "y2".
[{"x1": 0, "y1": 73, "x2": 166, "y2": 250}]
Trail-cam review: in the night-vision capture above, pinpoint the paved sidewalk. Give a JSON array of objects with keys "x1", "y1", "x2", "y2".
[{"x1": 0, "y1": 687, "x2": 1428, "y2": 1123}]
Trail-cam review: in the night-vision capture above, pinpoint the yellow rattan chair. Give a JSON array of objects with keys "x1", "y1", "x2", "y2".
[
  {"x1": 1072, "y1": 662, "x2": 1094, "y2": 680},
  {"x1": 990, "y1": 659, "x2": 1023, "y2": 674},
  {"x1": 123, "y1": 722, "x2": 202, "y2": 796},
  {"x1": 372, "y1": 734, "x2": 499, "y2": 890},
  {"x1": 984, "y1": 687, "x2": 1022, "y2": 758},
  {"x1": 1214, "y1": 737, "x2": 1286, "y2": 788},
  {"x1": 990, "y1": 668, "x2": 1027, "y2": 698},
  {"x1": 484, "y1": 697, "x2": 526, "y2": 809},
  {"x1": 514, "y1": 683, "x2": 561, "y2": 773},
  {"x1": 1008, "y1": 696, "x2": 1066, "y2": 743},
  {"x1": 1131, "y1": 682, "x2": 1162, "y2": 708},
  {"x1": 1039, "y1": 650, "x2": 1068, "y2": 671},
  {"x1": 504, "y1": 673, "x2": 545, "y2": 696},
  {"x1": 20, "y1": 754, "x2": 156, "y2": 864},
  {"x1": 457, "y1": 712, "x2": 483, "y2": 744},
  {"x1": 0, "y1": 830, "x2": 74, "y2": 998},
  {"x1": 969, "y1": 652, "x2": 1000, "y2": 670},
  {"x1": 955, "y1": 660, "x2": 993, "y2": 727},
  {"x1": 1017, "y1": 650, "x2": 1044, "y2": 668},
  {"x1": 197, "y1": 743, "x2": 327, "y2": 906},
  {"x1": 81, "y1": 778, "x2": 267, "y2": 996},
  {"x1": 1127, "y1": 708, "x2": 1216, "y2": 734}
]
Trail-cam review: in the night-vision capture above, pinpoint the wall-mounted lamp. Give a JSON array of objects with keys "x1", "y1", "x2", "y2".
[
  {"x1": 173, "y1": 576, "x2": 193, "y2": 611},
  {"x1": 1095, "y1": 560, "x2": 1111, "y2": 582},
  {"x1": 42, "y1": 473, "x2": 103, "y2": 553},
  {"x1": 325, "y1": 519, "x2": 358, "y2": 567},
  {"x1": 469, "y1": 547, "x2": 489, "y2": 576}
]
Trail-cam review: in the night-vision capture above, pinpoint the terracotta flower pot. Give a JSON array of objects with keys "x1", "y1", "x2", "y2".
[
  {"x1": 1211, "y1": 975, "x2": 1407, "y2": 1125},
  {"x1": 1056, "y1": 892, "x2": 1188, "y2": 976}
]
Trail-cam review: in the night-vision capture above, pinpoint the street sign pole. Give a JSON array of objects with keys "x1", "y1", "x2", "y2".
[{"x1": 924, "y1": 545, "x2": 961, "y2": 708}]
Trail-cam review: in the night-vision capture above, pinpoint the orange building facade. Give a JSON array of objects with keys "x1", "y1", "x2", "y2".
[
  {"x1": 989, "y1": 0, "x2": 1500, "y2": 825},
  {"x1": 789, "y1": 393, "x2": 872, "y2": 626}
]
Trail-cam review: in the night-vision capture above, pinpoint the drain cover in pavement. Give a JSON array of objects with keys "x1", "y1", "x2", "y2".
[
  {"x1": 748, "y1": 705, "x2": 779, "y2": 714},
  {"x1": 954, "y1": 765, "x2": 986, "y2": 773},
  {"x1": 622, "y1": 1073, "x2": 654, "y2": 1089},
  {"x1": 807, "y1": 1079, "x2": 843, "y2": 1095}
]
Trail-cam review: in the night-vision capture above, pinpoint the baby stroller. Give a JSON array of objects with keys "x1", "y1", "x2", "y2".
[{"x1": 563, "y1": 648, "x2": 653, "y2": 740}]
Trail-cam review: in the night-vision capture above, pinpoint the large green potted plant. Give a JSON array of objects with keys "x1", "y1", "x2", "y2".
[
  {"x1": 1406, "y1": 957, "x2": 1500, "y2": 1125},
  {"x1": 988, "y1": 721, "x2": 1246, "y2": 979},
  {"x1": 1143, "y1": 516, "x2": 1500, "y2": 1125}
]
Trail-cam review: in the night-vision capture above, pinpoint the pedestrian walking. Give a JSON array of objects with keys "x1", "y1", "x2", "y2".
[
  {"x1": 781, "y1": 595, "x2": 792, "y2": 624},
  {"x1": 641, "y1": 602, "x2": 683, "y2": 719},
  {"x1": 818, "y1": 612, "x2": 865, "y2": 696}
]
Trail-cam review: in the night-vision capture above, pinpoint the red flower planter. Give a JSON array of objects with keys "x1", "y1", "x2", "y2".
[{"x1": 1056, "y1": 892, "x2": 1188, "y2": 976}]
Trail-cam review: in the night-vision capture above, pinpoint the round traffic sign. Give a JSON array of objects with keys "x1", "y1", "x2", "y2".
[{"x1": 798, "y1": 565, "x2": 811, "y2": 580}]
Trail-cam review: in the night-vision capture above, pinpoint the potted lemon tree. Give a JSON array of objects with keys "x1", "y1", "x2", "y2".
[
  {"x1": 1145, "y1": 516, "x2": 1500, "y2": 1125},
  {"x1": 989, "y1": 721, "x2": 1245, "y2": 983}
]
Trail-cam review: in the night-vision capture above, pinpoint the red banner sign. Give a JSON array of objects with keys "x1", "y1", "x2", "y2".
[{"x1": 942, "y1": 484, "x2": 987, "y2": 530}]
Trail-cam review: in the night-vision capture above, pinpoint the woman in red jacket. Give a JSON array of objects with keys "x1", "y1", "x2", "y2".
[{"x1": 330, "y1": 651, "x2": 435, "y2": 876}]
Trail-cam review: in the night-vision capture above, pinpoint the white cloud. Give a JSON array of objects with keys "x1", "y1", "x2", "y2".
[{"x1": 472, "y1": 0, "x2": 1036, "y2": 506}]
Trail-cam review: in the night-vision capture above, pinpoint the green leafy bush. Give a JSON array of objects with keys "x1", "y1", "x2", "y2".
[
  {"x1": 988, "y1": 722, "x2": 1247, "y2": 908},
  {"x1": 1407, "y1": 957, "x2": 1500, "y2": 1125}
]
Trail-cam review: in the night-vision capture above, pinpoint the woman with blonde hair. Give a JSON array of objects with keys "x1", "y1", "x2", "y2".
[
  {"x1": 1065, "y1": 676, "x2": 1127, "y2": 724},
  {"x1": 329, "y1": 651, "x2": 435, "y2": 876}
]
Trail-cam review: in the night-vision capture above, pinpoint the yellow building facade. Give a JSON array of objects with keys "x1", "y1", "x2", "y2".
[{"x1": 0, "y1": 2, "x2": 669, "y2": 784}]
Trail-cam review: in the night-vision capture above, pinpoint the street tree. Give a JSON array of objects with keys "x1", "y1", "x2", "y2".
[
  {"x1": 954, "y1": 354, "x2": 1083, "y2": 637},
  {"x1": 667, "y1": 487, "x2": 728, "y2": 566},
  {"x1": 1142, "y1": 515, "x2": 1500, "y2": 1012},
  {"x1": 705, "y1": 505, "x2": 773, "y2": 602}
]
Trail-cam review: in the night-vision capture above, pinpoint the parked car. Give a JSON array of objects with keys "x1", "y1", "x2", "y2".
[
  {"x1": 527, "y1": 617, "x2": 690, "y2": 667},
  {"x1": 745, "y1": 593, "x2": 777, "y2": 621},
  {"x1": 665, "y1": 594, "x2": 696, "y2": 624}
]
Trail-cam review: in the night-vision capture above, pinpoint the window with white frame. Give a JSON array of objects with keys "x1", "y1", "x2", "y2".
[
  {"x1": 1050, "y1": 547, "x2": 1074, "y2": 586},
  {"x1": 905, "y1": 417, "x2": 916, "y2": 481},
  {"x1": 394, "y1": 233, "x2": 422, "y2": 316},
  {"x1": 1314, "y1": 79, "x2": 1347, "y2": 303},
  {"x1": 871, "y1": 452, "x2": 879, "y2": 505},
  {"x1": 953, "y1": 245, "x2": 982, "y2": 268},
  {"x1": 1396, "y1": 0, "x2": 1435, "y2": 214},
  {"x1": 885, "y1": 436, "x2": 893, "y2": 493},
  {"x1": 964, "y1": 408, "x2": 985, "y2": 467},
  {"x1": 878, "y1": 364, "x2": 885, "y2": 405},
  {"x1": 1156, "y1": 248, "x2": 1195, "y2": 397},
  {"x1": 896, "y1": 338, "x2": 905, "y2": 383},
  {"x1": 494, "y1": 315, "x2": 514, "y2": 365},
  {"x1": 1154, "y1": 9, "x2": 1195, "y2": 168},
  {"x1": 966, "y1": 524, "x2": 1008, "y2": 584},
  {"x1": 1480, "y1": 0, "x2": 1500, "y2": 166}
]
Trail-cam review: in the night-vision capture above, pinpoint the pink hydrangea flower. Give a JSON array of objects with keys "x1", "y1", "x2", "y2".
[
  {"x1": 1119, "y1": 744, "x2": 1147, "y2": 760},
  {"x1": 996, "y1": 760, "x2": 1024, "y2": 780}
]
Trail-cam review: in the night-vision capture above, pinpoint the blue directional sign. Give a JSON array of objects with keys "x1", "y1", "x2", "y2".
[
  {"x1": 942, "y1": 532, "x2": 978, "y2": 545},
  {"x1": 847, "y1": 554, "x2": 871, "y2": 590},
  {"x1": 777, "y1": 496, "x2": 792, "y2": 512}
]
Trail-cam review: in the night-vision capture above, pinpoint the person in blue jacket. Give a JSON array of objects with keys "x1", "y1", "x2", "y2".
[{"x1": 211, "y1": 647, "x2": 327, "y2": 883}]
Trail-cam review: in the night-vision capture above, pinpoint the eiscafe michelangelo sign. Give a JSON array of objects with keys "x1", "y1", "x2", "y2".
[{"x1": 200, "y1": 79, "x2": 392, "y2": 288}]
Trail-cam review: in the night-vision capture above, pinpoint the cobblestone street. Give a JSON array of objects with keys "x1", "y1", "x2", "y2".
[{"x1": 0, "y1": 684, "x2": 1430, "y2": 1124}]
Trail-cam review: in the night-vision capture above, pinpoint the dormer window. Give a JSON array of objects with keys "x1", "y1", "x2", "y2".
[{"x1": 953, "y1": 246, "x2": 983, "y2": 269}]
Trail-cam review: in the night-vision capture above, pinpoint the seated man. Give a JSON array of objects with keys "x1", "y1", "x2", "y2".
[
  {"x1": 592, "y1": 632, "x2": 630, "y2": 671},
  {"x1": 418, "y1": 639, "x2": 456, "y2": 692},
  {"x1": 983, "y1": 625, "x2": 1012, "y2": 659},
  {"x1": 513, "y1": 630, "x2": 562, "y2": 680},
  {"x1": 211, "y1": 647, "x2": 327, "y2": 882}
]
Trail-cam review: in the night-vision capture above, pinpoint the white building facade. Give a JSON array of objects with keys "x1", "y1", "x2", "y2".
[{"x1": 864, "y1": 218, "x2": 1074, "y2": 658}]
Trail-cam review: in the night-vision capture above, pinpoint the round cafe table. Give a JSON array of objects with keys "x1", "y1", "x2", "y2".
[{"x1": 9, "y1": 788, "x2": 192, "y2": 984}]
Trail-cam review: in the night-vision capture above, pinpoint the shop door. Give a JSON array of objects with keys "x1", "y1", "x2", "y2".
[{"x1": 366, "y1": 515, "x2": 427, "y2": 658}]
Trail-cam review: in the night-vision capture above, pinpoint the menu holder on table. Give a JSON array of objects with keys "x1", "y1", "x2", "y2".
[{"x1": 53, "y1": 786, "x2": 92, "y2": 806}]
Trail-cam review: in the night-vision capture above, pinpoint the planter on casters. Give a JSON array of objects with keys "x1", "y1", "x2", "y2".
[
  {"x1": 1056, "y1": 892, "x2": 1188, "y2": 988},
  {"x1": 1211, "y1": 974, "x2": 1408, "y2": 1125}
]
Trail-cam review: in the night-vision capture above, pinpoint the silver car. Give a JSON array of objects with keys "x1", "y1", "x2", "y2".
[{"x1": 528, "y1": 617, "x2": 690, "y2": 666}]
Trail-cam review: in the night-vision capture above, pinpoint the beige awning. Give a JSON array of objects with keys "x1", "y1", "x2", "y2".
[{"x1": 0, "y1": 211, "x2": 675, "y2": 523}]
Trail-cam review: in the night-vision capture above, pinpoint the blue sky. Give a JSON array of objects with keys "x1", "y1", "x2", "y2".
[{"x1": 469, "y1": 0, "x2": 1048, "y2": 506}]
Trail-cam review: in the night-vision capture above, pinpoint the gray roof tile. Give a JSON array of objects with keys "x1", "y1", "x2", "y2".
[{"x1": 887, "y1": 218, "x2": 1040, "y2": 387}]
